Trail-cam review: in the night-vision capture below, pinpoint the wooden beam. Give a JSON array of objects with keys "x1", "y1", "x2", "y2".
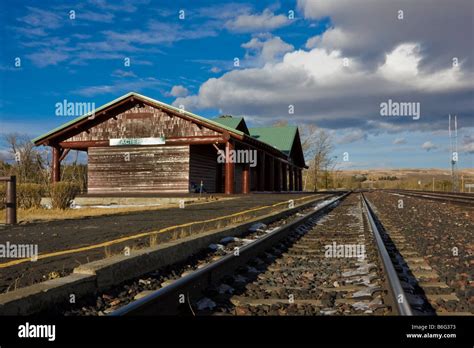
[
  {"x1": 224, "y1": 141, "x2": 235, "y2": 194},
  {"x1": 59, "y1": 148, "x2": 70, "y2": 162},
  {"x1": 59, "y1": 136, "x2": 227, "y2": 149}
]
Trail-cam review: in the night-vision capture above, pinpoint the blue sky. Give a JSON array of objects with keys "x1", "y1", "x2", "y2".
[{"x1": 0, "y1": 0, "x2": 473, "y2": 169}]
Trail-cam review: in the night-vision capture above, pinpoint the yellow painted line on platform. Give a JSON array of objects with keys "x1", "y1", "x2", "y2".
[{"x1": 0, "y1": 195, "x2": 320, "y2": 268}]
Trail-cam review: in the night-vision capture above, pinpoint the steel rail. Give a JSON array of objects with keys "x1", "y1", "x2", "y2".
[
  {"x1": 386, "y1": 189, "x2": 474, "y2": 206},
  {"x1": 361, "y1": 194, "x2": 413, "y2": 316},
  {"x1": 394, "y1": 189, "x2": 474, "y2": 197},
  {"x1": 111, "y1": 192, "x2": 350, "y2": 316}
]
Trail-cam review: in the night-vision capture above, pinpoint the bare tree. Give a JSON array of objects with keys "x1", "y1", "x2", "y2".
[
  {"x1": 3, "y1": 133, "x2": 49, "y2": 184},
  {"x1": 299, "y1": 125, "x2": 334, "y2": 191}
]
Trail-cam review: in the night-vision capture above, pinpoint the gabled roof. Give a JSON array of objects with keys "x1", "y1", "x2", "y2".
[
  {"x1": 32, "y1": 92, "x2": 245, "y2": 145},
  {"x1": 211, "y1": 116, "x2": 249, "y2": 135},
  {"x1": 32, "y1": 92, "x2": 306, "y2": 167},
  {"x1": 249, "y1": 126, "x2": 298, "y2": 155}
]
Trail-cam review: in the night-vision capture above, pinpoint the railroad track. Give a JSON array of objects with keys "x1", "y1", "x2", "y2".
[
  {"x1": 109, "y1": 192, "x2": 414, "y2": 316},
  {"x1": 365, "y1": 192, "x2": 473, "y2": 315},
  {"x1": 56, "y1": 193, "x2": 339, "y2": 316},
  {"x1": 385, "y1": 189, "x2": 474, "y2": 206},
  {"x1": 59, "y1": 191, "x2": 470, "y2": 317}
]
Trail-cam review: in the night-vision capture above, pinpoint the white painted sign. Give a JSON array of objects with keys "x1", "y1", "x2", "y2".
[{"x1": 109, "y1": 137, "x2": 165, "y2": 146}]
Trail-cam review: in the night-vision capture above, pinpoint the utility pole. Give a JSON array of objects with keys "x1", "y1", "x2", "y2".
[{"x1": 449, "y1": 115, "x2": 459, "y2": 192}]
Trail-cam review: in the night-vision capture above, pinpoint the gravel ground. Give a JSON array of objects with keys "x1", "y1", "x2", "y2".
[
  {"x1": 195, "y1": 193, "x2": 391, "y2": 316},
  {"x1": 365, "y1": 191, "x2": 473, "y2": 314},
  {"x1": 0, "y1": 193, "x2": 321, "y2": 293},
  {"x1": 44, "y1": 200, "x2": 327, "y2": 316}
]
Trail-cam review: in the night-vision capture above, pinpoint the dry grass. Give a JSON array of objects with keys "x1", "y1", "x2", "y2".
[{"x1": 0, "y1": 198, "x2": 224, "y2": 224}]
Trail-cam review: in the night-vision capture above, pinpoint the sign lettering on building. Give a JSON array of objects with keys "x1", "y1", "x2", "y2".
[{"x1": 109, "y1": 137, "x2": 166, "y2": 146}]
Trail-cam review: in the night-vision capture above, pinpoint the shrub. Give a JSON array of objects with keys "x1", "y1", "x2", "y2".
[
  {"x1": 17, "y1": 183, "x2": 44, "y2": 209},
  {"x1": 49, "y1": 182, "x2": 80, "y2": 210}
]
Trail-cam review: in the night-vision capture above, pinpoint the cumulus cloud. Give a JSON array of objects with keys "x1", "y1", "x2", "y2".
[
  {"x1": 169, "y1": 85, "x2": 189, "y2": 97},
  {"x1": 174, "y1": 43, "x2": 473, "y2": 132},
  {"x1": 225, "y1": 9, "x2": 290, "y2": 33},
  {"x1": 242, "y1": 35, "x2": 294, "y2": 65},
  {"x1": 421, "y1": 141, "x2": 437, "y2": 151},
  {"x1": 297, "y1": 0, "x2": 473, "y2": 72}
]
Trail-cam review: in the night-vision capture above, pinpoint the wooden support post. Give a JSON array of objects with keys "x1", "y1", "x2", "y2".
[
  {"x1": 289, "y1": 165, "x2": 294, "y2": 191},
  {"x1": 275, "y1": 160, "x2": 281, "y2": 192},
  {"x1": 2, "y1": 176, "x2": 17, "y2": 224},
  {"x1": 268, "y1": 156, "x2": 275, "y2": 191},
  {"x1": 298, "y1": 169, "x2": 303, "y2": 191},
  {"x1": 242, "y1": 164, "x2": 250, "y2": 194},
  {"x1": 224, "y1": 141, "x2": 234, "y2": 194},
  {"x1": 295, "y1": 167, "x2": 300, "y2": 191},
  {"x1": 258, "y1": 151, "x2": 265, "y2": 191},
  {"x1": 293, "y1": 167, "x2": 297, "y2": 191},
  {"x1": 52, "y1": 146, "x2": 61, "y2": 183},
  {"x1": 282, "y1": 163, "x2": 288, "y2": 191}
]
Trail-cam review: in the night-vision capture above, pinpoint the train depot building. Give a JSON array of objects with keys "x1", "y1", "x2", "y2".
[{"x1": 33, "y1": 92, "x2": 306, "y2": 194}]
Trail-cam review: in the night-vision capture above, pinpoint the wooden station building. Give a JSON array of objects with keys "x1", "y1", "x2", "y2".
[{"x1": 33, "y1": 92, "x2": 306, "y2": 194}]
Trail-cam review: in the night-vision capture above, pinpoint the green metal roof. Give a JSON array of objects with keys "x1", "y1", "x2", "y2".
[
  {"x1": 211, "y1": 116, "x2": 244, "y2": 129},
  {"x1": 32, "y1": 92, "x2": 244, "y2": 144},
  {"x1": 249, "y1": 126, "x2": 298, "y2": 155}
]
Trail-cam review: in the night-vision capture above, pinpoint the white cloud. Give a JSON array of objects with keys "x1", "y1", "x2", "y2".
[
  {"x1": 169, "y1": 85, "x2": 189, "y2": 97},
  {"x1": 336, "y1": 129, "x2": 367, "y2": 144},
  {"x1": 73, "y1": 77, "x2": 165, "y2": 97},
  {"x1": 242, "y1": 35, "x2": 294, "y2": 65},
  {"x1": 174, "y1": 43, "x2": 473, "y2": 132},
  {"x1": 297, "y1": 0, "x2": 473, "y2": 72},
  {"x1": 421, "y1": 141, "x2": 437, "y2": 151},
  {"x1": 225, "y1": 9, "x2": 290, "y2": 33},
  {"x1": 111, "y1": 69, "x2": 137, "y2": 78},
  {"x1": 393, "y1": 137, "x2": 406, "y2": 145},
  {"x1": 460, "y1": 134, "x2": 474, "y2": 154},
  {"x1": 26, "y1": 49, "x2": 70, "y2": 67}
]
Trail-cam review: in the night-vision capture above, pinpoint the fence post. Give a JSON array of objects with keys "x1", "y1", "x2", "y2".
[{"x1": 5, "y1": 176, "x2": 17, "y2": 225}]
